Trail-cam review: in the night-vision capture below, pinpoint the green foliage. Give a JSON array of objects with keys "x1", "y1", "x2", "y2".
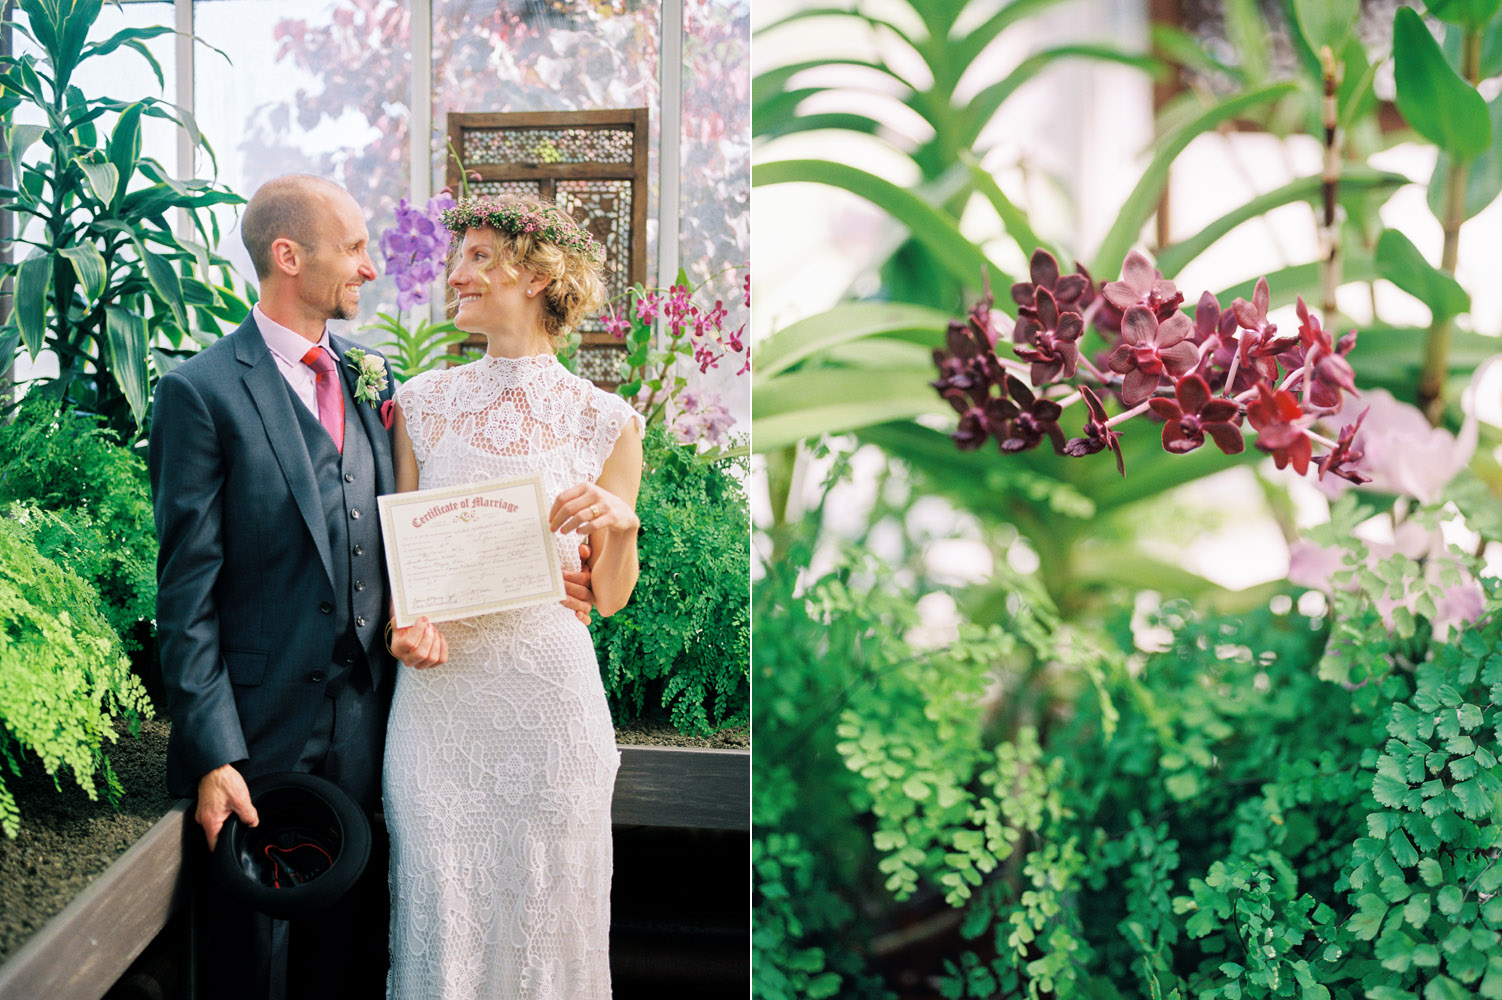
[
  {"x1": 0, "y1": 0, "x2": 249, "y2": 439},
  {"x1": 755, "y1": 500, "x2": 1502, "y2": 998},
  {"x1": 0, "y1": 395, "x2": 156, "y2": 648},
  {"x1": 1393, "y1": 6, "x2": 1493, "y2": 159},
  {"x1": 0, "y1": 504, "x2": 154, "y2": 838},
  {"x1": 590, "y1": 422, "x2": 749, "y2": 734},
  {"x1": 364, "y1": 312, "x2": 468, "y2": 381}
]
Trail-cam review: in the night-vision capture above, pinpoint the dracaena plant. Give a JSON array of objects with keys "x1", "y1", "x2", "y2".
[{"x1": 0, "y1": 0, "x2": 248, "y2": 440}]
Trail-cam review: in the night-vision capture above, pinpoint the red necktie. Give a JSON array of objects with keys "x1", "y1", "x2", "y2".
[{"x1": 300, "y1": 346, "x2": 344, "y2": 453}]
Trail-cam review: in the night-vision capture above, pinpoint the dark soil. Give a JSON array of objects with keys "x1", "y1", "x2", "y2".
[
  {"x1": 0, "y1": 717, "x2": 175, "y2": 964},
  {"x1": 0, "y1": 716, "x2": 746, "y2": 967},
  {"x1": 615, "y1": 721, "x2": 749, "y2": 749}
]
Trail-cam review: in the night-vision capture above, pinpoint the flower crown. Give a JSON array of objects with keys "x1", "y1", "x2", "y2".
[{"x1": 439, "y1": 196, "x2": 604, "y2": 263}]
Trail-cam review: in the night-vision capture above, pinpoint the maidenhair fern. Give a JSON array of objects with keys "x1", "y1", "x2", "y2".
[{"x1": 0, "y1": 506, "x2": 153, "y2": 838}]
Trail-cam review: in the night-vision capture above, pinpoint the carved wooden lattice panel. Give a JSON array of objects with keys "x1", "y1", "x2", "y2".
[{"x1": 447, "y1": 110, "x2": 649, "y2": 387}]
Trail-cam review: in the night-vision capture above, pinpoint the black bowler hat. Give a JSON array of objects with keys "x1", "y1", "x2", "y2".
[{"x1": 211, "y1": 771, "x2": 372, "y2": 920}]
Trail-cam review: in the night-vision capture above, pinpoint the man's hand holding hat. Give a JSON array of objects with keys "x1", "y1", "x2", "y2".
[{"x1": 197, "y1": 763, "x2": 259, "y2": 851}]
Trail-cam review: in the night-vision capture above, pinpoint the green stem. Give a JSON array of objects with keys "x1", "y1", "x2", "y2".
[{"x1": 1418, "y1": 27, "x2": 1482, "y2": 426}]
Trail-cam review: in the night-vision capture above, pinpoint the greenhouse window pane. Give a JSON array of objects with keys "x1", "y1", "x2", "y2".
[
  {"x1": 193, "y1": 0, "x2": 413, "y2": 322},
  {"x1": 681, "y1": 0, "x2": 751, "y2": 422}
]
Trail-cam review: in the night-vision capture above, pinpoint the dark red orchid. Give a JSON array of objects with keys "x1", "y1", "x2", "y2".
[
  {"x1": 1317, "y1": 407, "x2": 1372, "y2": 484},
  {"x1": 1291, "y1": 298, "x2": 1358, "y2": 408},
  {"x1": 953, "y1": 396, "x2": 1020, "y2": 451},
  {"x1": 933, "y1": 320, "x2": 1008, "y2": 413},
  {"x1": 1103, "y1": 250, "x2": 1183, "y2": 321},
  {"x1": 999, "y1": 375, "x2": 1065, "y2": 454},
  {"x1": 1148, "y1": 374, "x2": 1244, "y2": 454},
  {"x1": 1106, "y1": 306, "x2": 1198, "y2": 406},
  {"x1": 1063, "y1": 384, "x2": 1124, "y2": 475},
  {"x1": 1247, "y1": 383, "x2": 1312, "y2": 475},
  {"x1": 1013, "y1": 287, "x2": 1084, "y2": 386},
  {"x1": 1011, "y1": 249, "x2": 1092, "y2": 317},
  {"x1": 1230, "y1": 277, "x2": 1297, "y2": 381}
]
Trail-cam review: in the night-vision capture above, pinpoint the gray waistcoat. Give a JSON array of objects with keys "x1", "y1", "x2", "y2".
[{"x1": 287, "y1": 373, "x2": 385, "y2": 690}]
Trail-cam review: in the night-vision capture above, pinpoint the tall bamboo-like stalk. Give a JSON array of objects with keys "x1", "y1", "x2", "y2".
[
  {"x1": 1319, "y1": 46, "x2": 1341, "y2": 319},
  {"x1": 1417, "y1": 27, "x2": 1482, "y2": 426}
]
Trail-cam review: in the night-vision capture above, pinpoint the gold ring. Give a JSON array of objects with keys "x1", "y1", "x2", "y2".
[{"x1": 590, "y1": 504, "x2": 602, "y2": 518}]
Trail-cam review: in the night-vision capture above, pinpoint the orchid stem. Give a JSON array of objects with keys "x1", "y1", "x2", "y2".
[
  {"x1": 1304, "y1": 427, "x2": 1339, "y2": 451},
  {"x1": 1104, "y1": 400, "x2": 1151, "y2": 429},
  {"x1": 1077, "y1": 355, "x2": 1111, "y2": 383}
]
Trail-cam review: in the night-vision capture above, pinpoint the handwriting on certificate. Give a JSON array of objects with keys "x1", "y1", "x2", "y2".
[{"x1": 377, "y1": 474, "x2": 564, "y2": 627}]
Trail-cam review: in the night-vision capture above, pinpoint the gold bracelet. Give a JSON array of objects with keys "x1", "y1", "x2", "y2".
[{"x1": 384, "y1": 620, "x2": 397, "y2": 656}]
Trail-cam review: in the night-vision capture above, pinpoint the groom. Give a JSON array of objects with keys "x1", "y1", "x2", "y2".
[{"x1": 151, "y1": 175, "x2": 450, "y2": 998}]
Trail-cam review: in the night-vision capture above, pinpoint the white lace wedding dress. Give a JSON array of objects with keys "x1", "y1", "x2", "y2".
[{"x1": 383, "y1": 352, "x2": 641, "y2": 1000}]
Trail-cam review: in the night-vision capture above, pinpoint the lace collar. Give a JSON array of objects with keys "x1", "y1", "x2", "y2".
[{"x1": 474, "y1": 351, "x2": 560, "y2": 388}]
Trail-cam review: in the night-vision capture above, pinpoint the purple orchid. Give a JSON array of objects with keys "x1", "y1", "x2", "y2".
[{"x1": 380, "y1": 193, "x2": 456, "y2": 311}]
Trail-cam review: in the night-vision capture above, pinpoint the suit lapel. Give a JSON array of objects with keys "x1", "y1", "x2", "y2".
[{"x1": 235, "y1": 317, "x2": 337, "y2": 588}]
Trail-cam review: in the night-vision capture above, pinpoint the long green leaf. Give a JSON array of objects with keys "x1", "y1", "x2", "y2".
[
  {"x1": 962, "y1": 154, "x2": 1057, "y2": 264},
  {"x1": 14, "y1": 254, "x2": 51, "y2": 358},
  {"x1": 58, "y1": 243, "x2": 106, "y2": 301},
  {"x1": 754, "y1": 6, "x2": 922, "y2": 56},
  {"x1": 103, "y1": 305, "x2": 149, "y2": 423},
  {"x1": 754, "y1": 159, "x2": 1007, "y2": 289},
  {"x1": 753, "y1": 58, "x2": 917, "y2": 107},
  {"x1": 1156, "y1": 167, "x2": 1408, "y2": 277},
  {"x1": 17, "y1": 1, "x2": 59, "y2": 68},
  {"x1": 81, "y1": 24, "x2": 173, "y2": 61},
  {"x1": 1213, "y1": 250, "x2": 1376, "y2": 306},
  {"x1": 54, "y1": 0, "x2": 103, "y2": 86},
  {"x1": 962, "y1": 45, "x2": 1163, "y2": 149},
  {"x1": 1091, "y1": 81, "x2": 1299, "y2": 281},
  {"x1": 6, "y1": 123, "x2": 46, "y2": 175},
  {"x1": 1374, "y1": 229, "x2": 1470, "y2": 321},
  {"x1": 757, "y1": 301, "x2": 954, "y2": 380},
  {"x1": 134, "y1": 239, "x2": 187, "y2": 330},
  {"x1": 948, "y1": 0, "x2": 1068, "y2": 67},
  {"x1": 754, "y1": 368, "x2": 949, "y2": 452},
  {"x1": 106, "y1": 102, "x2": 143, "y2": 195},
  {"x1": 76, "y1": 159, "x2": 119, "y2": 207},
  {"x1": 1393, "y1": 7, "x2": 1491, "y2": 160},
  {"x1": 756, "y1": 111, "x2": 886, "y2": 143}
]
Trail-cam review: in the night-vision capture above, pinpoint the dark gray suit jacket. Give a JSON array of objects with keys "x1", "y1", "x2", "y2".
[{"x1": 149, "y1": 315, "x2": 397, "y2": 798}]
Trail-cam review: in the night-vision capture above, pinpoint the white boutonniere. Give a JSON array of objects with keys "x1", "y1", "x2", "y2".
[{"x1": 344, "y1": 348, "x2": 389, "y2": 408}]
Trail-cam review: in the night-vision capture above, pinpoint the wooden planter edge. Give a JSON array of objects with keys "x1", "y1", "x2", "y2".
[
  {"x1": 0, "y1": 744, "x2": 747, "y2": 998},
  {"x1": 0, "y1": 799, "x2": 193, "y2": 1000}
]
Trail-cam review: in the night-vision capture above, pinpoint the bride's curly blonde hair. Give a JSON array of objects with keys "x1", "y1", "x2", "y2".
[{"x1": 440, "y1": 195, "x2": 608, "y2": 342}]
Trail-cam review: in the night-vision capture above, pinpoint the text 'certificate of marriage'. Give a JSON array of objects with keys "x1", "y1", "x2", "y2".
[{"x1": 378, "y1": 475, "x2": 564, "y2": 628}]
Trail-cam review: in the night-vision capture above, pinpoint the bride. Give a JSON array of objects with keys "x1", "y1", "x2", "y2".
[{"x1": 382, "y1": 195, "x2": 642, "y2": 998}]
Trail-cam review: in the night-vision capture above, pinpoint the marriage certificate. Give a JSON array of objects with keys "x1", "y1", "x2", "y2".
[{"x1": 378, "y1": 475, "x2": 564, "y2": 628}]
